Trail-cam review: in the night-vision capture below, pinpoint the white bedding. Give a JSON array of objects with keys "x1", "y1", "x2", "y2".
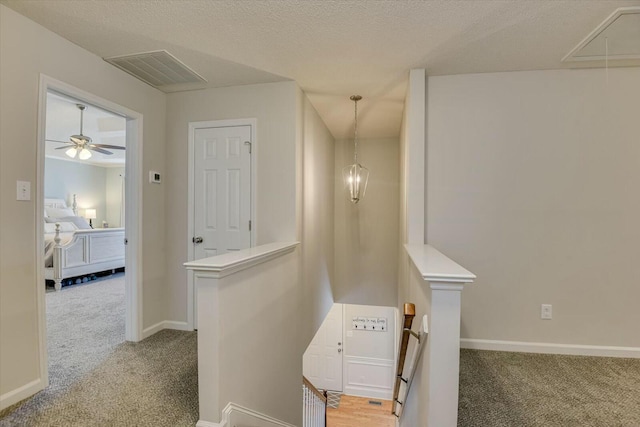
[{"x1": 44, "y1": 232, "x2": 74, "y2": 267}]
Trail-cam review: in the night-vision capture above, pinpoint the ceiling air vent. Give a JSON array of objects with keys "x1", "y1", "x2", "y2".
[{"x1": 104, "y1": 50, "x2": 207, "y2": 89}]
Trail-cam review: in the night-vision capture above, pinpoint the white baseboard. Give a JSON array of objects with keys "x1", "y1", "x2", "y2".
[
  {"x1": 199, "y1": 402, "x2": 296, "y2": 427},
  {"x1": 142, "y1": 320, "x2": 192, "y2": 339},
  {"x1": 0, "y1": 378, "x2": 44, "y2": 411},
  {"x1": 225, "y1": 402, "x2": 296, "y2": 427},
  {"x1": 343, "y1": 385, "x2": 393, "y2": 400},
  {"x1": 461, "y1": 338, "x2": 640, "y2": 358}
]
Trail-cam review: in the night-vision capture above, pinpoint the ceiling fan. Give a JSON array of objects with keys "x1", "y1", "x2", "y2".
[{"x1": 46, "y1": 104, "x2": 125, "y2": 160}]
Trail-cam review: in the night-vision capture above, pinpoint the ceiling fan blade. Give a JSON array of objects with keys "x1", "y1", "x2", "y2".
[
  {"x1": 89, "y1": 147, "x2": 114, "y2": 155},
  {"x1": 46, "y1": 139, "x2": 73, "y2": 145},
  {"x1": 55, "y1": 145, "x2": 76, "y2": 150},
  {"x1": 90, "y1": 143, "x2": 125, "y2": 150}
]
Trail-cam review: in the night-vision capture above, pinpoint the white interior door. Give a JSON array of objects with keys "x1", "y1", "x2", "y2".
[
  {"x1": 303, "y1": 303, "x2": 344, "y2": 391},
  {"x1": 193, "y1": 125, "x2": 252, "y2": 259}
]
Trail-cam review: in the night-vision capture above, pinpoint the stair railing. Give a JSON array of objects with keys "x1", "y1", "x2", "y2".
[
  {"x1": 303, "y1": 376, "x2": 327, "y2": 427},
  {"x1": 392, "y1": 302, "x2": 428, "y2": 418}
]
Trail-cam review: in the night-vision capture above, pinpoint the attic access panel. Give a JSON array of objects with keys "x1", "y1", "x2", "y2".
[{"x1": 563, "y1": 7, "x2": 640, "y2": 63}]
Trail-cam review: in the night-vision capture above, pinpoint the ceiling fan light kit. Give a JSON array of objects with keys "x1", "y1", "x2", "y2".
[
  {"x1": 65, "y1": 147, "x2": 77, "y2": 158},
  {"x1": 78, "y1": 148, "x2": 92, "y2": 160}
]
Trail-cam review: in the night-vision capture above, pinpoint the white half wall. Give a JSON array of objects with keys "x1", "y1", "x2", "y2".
[
  {"x1": 193, "y1": 246, "x2": 302, "y2": 426},
  {"x1": 427, "y1": 67, "x2": 640, "y2": 348}
]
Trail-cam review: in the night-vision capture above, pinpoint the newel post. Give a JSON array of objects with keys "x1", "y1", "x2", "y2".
[
  {"x1": 426, "y1": 280, "x2": 466, "y2": 427},
  {"x1": 404, "y1": 244, "x2": 476, "y2": 427}
]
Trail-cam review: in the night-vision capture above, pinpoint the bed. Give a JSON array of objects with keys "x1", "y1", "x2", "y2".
[{"x1": 44, "y1": 198, "x2": 125, "y2": 291}]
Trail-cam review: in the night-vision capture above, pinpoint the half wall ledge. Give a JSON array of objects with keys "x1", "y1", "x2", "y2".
[
  {"x1": 184, "y1": 241, "x2": 299, "y2": 278},
  {"x1": 404, "y1": 244, "x2": 476, "y2": 284}
]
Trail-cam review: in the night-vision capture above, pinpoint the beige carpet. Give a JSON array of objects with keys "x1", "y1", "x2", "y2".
[
  {"x1": 0, "y1": 276, "x2": 198, "y2": 426},
  {"x1": 459, "y1": 349, "x2": 640, "y2": 427}
]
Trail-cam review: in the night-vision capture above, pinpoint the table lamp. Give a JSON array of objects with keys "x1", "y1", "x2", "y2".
[{"x1": 85, "y1": 209, "x2": 97, "y2": 228}]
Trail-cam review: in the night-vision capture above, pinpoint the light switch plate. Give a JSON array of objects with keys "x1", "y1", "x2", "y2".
[{"x1": 17, "y1": 181, "x2": 30, "y2": 201}]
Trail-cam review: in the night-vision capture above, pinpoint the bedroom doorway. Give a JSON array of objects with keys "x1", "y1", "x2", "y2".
[
  {"x1": 43, "y1": 91, "x2": 127, "y2": 288},
  {"x1": 36, "y1": 76, "x2": 143, "y2": 391}
]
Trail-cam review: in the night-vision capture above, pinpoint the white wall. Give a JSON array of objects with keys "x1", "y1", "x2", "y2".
[
  {"x1": 334, "y1": 138, "x2": 400, "y2": 307},
  {"x1": 44, "y1": 157, "x2": 116, "y2": 226},
  {"x1": 343, "y1": 304, "x2": 396, "y2": 399},
  {"x1": 0, "y1": 5, "x2": 166, "y2": 406},
  {"x1": 298, "y1": 89, "x2": 336, "y2": 341},
  {"x1": 105, "y1": 167, "x2": 125, "y2": 228},
  {"x1": 427, "y1": 68, "x2": 640, "y2": 348},
  {"x1": 164, "y1": 81, "x2": 298, "y2": 323}
]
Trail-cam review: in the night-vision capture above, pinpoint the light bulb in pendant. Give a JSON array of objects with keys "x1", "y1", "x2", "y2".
[{"x1": 65, "y1": 147, "x2": 78, "y2": 158}]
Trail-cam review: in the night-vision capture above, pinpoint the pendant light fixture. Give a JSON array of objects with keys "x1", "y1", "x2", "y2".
[{"x1": 343, "y1": 95, "x2": 369, "y2": 204}]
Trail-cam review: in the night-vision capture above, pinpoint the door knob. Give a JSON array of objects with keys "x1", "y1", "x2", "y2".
[
  {"x1": 338, "y1": 348, "x2": 342, "y2": 353},
  {"x1": 193, "y1": 236, "x2": 203, "y2": 244}
]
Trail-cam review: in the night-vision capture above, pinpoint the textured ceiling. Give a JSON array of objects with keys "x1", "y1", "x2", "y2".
[{"x1": 4, "y1": 0, "x2": 640, "y2": 138}]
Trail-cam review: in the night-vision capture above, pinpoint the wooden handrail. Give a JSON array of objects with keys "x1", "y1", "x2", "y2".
[
  {"x1": 303, "y1": 376, "x2": 327, "y2": 404},
  {"x1": 392, "y1": 303, "x2": 416, "y2": 415}
]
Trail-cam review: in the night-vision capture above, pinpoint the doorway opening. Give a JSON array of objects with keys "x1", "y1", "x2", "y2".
[
  {"x1": 36, "y1": 76, "x2": 143, "y2": 392},
  {"x1": 43, "y1": 89, "x2": 127, "y2": 393}
]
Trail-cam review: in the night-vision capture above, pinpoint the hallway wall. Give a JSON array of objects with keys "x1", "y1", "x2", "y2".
[
  {"x1": 0, "y1": 4, "x2": 167, "y2": 408},
  {"x1": 298, "y1": 89, "x2": 336, "y2": 343},
  {"x1": 334, "y1": 138, "x2": 400, "y2": 307},
  {"x1": 427, "y1": 67, "x2": 640, "y2": 348}
]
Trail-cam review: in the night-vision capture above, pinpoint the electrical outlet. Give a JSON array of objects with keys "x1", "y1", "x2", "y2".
[
  {"x1": 541, "y1": 304, "x2": 552, "y2": 320},
  {"x1": 149, "y1": 171, "x2": 161, "y2": 184}
]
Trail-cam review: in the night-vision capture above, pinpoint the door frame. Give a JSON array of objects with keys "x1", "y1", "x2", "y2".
[
  {"x1": 36, "y1": 75, "x2": 144, "y2": 386},
  {"x1": 186, "y1": 118, "x2": 256, "y2": 329}
]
